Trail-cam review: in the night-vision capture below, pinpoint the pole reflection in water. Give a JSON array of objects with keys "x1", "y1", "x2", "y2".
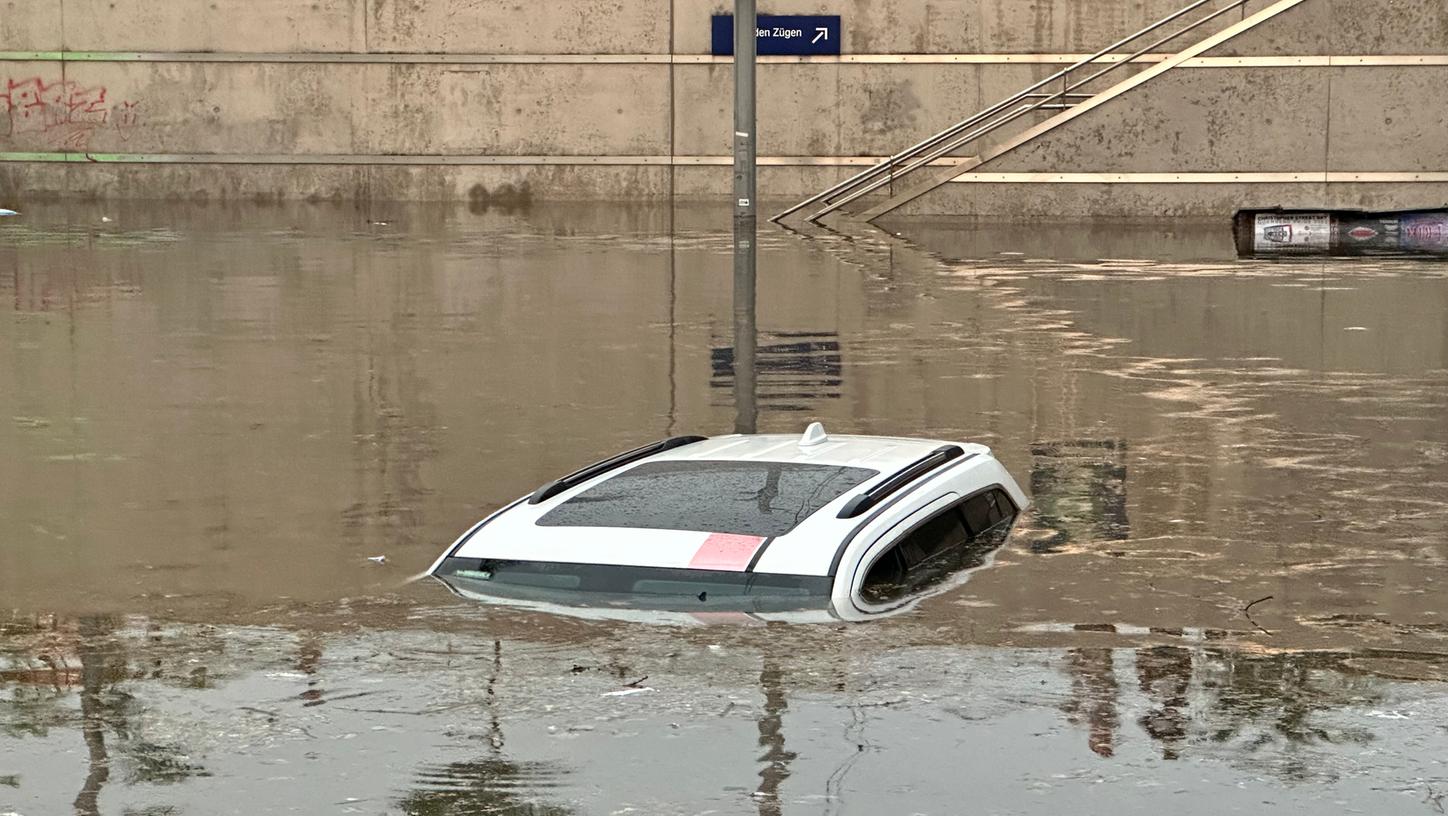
[
  {"x1": 1136, "y1": 645, "x2": 1193, "y2": 760},
  {"x1": 1063, "y1": 647, "x2": 1120, "y2": 758},
  {"x1": 73, "y1": 617, "x2": 113, "y2": 816},
  {"x1": 396, "y1": 639, "x2": 574, "y2": 815},
  {"x1": 733, "y1": 213, "x2": 758, "y2": 435},
  {"x1": 754, "y1": 661, "x2": 795, "y2": 816},
  {"x1": 1028, "y1": 440, "x2": 1129, "y2": 554},
  {"x1": 297, "y1": 635, "x2": 324, "y2": 707}
]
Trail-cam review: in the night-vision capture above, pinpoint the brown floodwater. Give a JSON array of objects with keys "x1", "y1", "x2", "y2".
[{"x1": 2, "y1": 202, "x2": 1447, "y2": 815}]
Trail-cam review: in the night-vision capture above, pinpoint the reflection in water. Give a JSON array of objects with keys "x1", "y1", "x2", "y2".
[
  {"x1": 712, "y1": 332, "x2": 844, "y2": 412},
  {"x1": 486, "y1": 640, "x2": 504, "y2": 752},
  {"x1": 1054, "y1": 628, "x2": 1425, "y2": 775},
  {"x1": 73, "y1": 617, "x2": 112, "y2": 816},
  {"x1": 5, "y1": 204, "x2": 1448, "y2": 813},
  {"x1": 297, "y1": 635, "x2": 324, "y2": 707},
  {"x1": 733, "y1": 213, "x2": 758, "y2": 435},
  {"x1": 755, "y1": 662, "x2": 795, "y2": 816},
  {"x1": 396, "y1": 638, "x2": 573, "y2": 815},
  {"x1": 1135, "y1": 645, "x2": 1192, "y2": 760},
  {"x1": 2, "y1": 611, "x2": 1448, "y2": 812},
  {"x1": 0, "y1": 615, "x2": 211, "y2": 816},
  {"x1": 1028, "y1": 440, "x2": 1129, "y2": 553},
  {"x1": 1062, "y1": 648, "x2": 1119, "y2": 758},
  {"x1": 397, "y1": 758, "x2": 572, "y2": 816},
  {"x1": 1, "y1": 616, "x2": 78, "y2": 742},
  {"x1": 339, "y1": 245, "x2": 438, "y2": 554},
  {"x1": 1195, "y1": 648, "x2": 1382, "y2": 781}
]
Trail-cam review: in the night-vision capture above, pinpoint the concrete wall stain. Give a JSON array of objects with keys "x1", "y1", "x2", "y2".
[
  {"x1": 860, "y1": 79, "x2": 921, "y2": 139},
  {"x1": 467, "y1": 181, "x2": 532, "y2": 213}
]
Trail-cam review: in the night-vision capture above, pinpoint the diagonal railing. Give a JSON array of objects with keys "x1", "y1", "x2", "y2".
[
  {"x1": 771, "y1": 0, "x2": 1260, "y2": 224},
  {"x1": 853, "y1": 0, "x2": 1308, "y2": 223}
]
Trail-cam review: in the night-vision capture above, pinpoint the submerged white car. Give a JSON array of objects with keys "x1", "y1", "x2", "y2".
[{"x1": 430, "y1": 424, "x2": 1029, "y2": 622}]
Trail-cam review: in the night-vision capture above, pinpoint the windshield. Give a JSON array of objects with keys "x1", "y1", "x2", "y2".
[
  {"x1": 435, "y1": 557, "x2": 833, "y2": 612},
  {"x1": 535, "y1": 460, "x2": 877, "y2": 537}
]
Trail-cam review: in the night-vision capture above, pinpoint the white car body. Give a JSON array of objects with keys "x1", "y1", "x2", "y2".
[{"x1": 431, "y1": 424, "x2": 1029, "y2": 622}]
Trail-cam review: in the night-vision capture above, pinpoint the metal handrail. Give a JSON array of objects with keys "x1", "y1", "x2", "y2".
[
  {"x1": 805, "y1": 0, "x2": 1249, "y2": 221},
  {"x1": 769, "y1": 0, "x2": 1225, "y2": 223},
  {"x1": 771, "y1": 0, "x2": 1248, "y2": 223}
]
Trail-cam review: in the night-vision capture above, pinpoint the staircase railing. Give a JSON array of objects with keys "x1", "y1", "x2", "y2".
[{"x1": 771, "y1": 0, "x2": 1252, "y2": 224}]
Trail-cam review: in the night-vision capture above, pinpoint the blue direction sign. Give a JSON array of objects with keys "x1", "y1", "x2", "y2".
[{"x1": 711, "y1": 15, "x2": 842, "y2": 56}]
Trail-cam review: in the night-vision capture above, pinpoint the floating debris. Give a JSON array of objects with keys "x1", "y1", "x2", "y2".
[{"x1": 602, "y1": 687, "x2": 656, "y2": 698}]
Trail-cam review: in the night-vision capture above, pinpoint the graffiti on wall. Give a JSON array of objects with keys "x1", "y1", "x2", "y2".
[{"x1": 1, "y1": 76, "x2": 142, "y2": 150}]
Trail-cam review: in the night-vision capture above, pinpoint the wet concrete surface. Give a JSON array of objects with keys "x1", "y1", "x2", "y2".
[{"x1": 3, "y1": 202, "x2": 1448, "y2": 814}]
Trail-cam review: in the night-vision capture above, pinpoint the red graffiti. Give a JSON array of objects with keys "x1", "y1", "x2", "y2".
[
  {"x1": 1, "y1": 76, "x2": 141, "y2": 150},
  {"x1": 113, "y1": 99, "x2": 141, "y2": 142}
]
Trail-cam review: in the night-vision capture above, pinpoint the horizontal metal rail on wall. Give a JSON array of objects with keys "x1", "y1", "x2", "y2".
[
  {"x1": 948, "y1": 172, "x2": 1448, "y2": 184},
  {"x1": 0, "y1": 153, "x2": 969, "y2": 166},
  {"x1": 1, "y1": 51, "x2": 1443, "y2": 66},
  {"x1": 1, "y1": 154, "x2": 1444, "y2": 185}
]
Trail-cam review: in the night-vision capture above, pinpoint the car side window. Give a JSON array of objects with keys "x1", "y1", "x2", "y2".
[
  {"x1": 860, "y1": 506, "x2": 969, "y2": 604},
  {"x1": 859, "y1": 489, "x2": 1018, "y2": 606},
  {"x1": 962, "y1": 488, "x2": 1015, "y2": 540}
]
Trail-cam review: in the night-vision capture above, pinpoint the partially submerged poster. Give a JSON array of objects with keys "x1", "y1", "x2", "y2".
[{"x1": 1234, "y1": 208, "x2": 1448, "y2": 257}]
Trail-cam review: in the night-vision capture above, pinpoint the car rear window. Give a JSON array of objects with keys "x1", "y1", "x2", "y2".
[{"x1": 535, "y1": 460, "x2": 878, "y2": 537}]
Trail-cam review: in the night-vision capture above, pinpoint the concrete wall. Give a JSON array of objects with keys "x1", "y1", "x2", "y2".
[{"x1": 0, "y1": 0, "x2": 1444, "y2": 213}]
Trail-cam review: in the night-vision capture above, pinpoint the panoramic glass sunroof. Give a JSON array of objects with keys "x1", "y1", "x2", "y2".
[{"x1": 536, "y1": 460, "x2": 878, "y2": 537}]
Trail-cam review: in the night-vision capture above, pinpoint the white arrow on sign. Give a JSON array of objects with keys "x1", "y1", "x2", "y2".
[{"x1": 812, "y1": 27, "x2": 828, "y2": 43}]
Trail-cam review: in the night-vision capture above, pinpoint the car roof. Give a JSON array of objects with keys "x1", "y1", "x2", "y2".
[
  {"x1": 445, "y1": 430, "x2": 1012, "y2": 579},
  {"x1": 652, "y1": 433, "x2": 989, "y2": 471}
]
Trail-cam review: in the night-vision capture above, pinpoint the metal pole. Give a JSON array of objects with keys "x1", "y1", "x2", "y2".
[
  {"x1": 733, "y1": 0, "x2": 756, "y2": 220},
  {"x1": 732, "y1": 0, "x2": 757, "y2": 434}
]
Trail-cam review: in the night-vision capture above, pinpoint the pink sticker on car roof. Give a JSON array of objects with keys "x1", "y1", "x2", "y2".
[{"x1": 688, "y1": 533, "x2": 767, "y2": 571}]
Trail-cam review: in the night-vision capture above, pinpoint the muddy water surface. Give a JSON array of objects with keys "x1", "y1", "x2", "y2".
[{"x1": 2, "y1": 203, "x2": 1447, "y2": 815}]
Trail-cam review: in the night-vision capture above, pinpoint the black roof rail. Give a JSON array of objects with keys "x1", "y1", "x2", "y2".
[
  {"x1": 836, "y1": 444, "x2": 968, "y2": 519},
  {"x1": 527, "y1": 435, "x2": 709, "y2": 505}
]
